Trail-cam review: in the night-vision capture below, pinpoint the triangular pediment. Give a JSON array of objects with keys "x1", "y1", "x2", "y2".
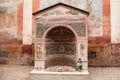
[{"x1": 33, "y1": 3, "x2": 89, "y2": 17}]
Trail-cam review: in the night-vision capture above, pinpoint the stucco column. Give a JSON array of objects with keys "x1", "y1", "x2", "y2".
[
  {"x1": 111, "y1": 0, "x2": 120, "y2": 43},
  {"x1": 23, "y1": 0, "x2": 32, "y2": 45}
]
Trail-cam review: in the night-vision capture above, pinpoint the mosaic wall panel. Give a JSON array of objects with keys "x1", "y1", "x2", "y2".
[
  {"x1": 45, "y1": 43, "x2": 76, "y2": 55},
  {"x1": 36, "y1": 23, "x2": 51, "y2": 38},
  {"x1": 78, "y1": 43, "x2": 87, "y2": 60},
  {"x1": 45, "y1": 54, "x2": 76, "y2": 69},
  {"x1": 40, "y1": 0, "x2": 103, "y2": 37},
  {"x1": 69, "y1": 23, "x2": 86, "y2": 37},
  {"x1": 35, "y1": 43, "x2": 44, "y2": 60},
  {"x1": 45, "y1": 26, "x2": 75, "y2": 39},
  {"x1": 36, "y1": 22, "x2": 86, "y2": 38}
]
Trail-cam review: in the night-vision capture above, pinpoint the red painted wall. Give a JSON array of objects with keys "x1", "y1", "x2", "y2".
[
  {"x1": 103, "y1": 0, "x2": 111, "y2": 36},
  {"x1": 18, "y1": 1, "x2": 23, "y2": 40},
  {"x1": 32, "y1": 0, "x2": 40, "y2": 35}
]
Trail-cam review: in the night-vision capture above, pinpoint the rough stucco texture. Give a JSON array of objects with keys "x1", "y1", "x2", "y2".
[
  {"x1": 0, "y1": 45, "x2": 34, "y2": 65},
  {"x1": 111, "y1": 0, "x2": 120, "y2": 43}
]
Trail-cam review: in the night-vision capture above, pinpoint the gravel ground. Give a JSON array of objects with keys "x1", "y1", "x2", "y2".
[
  {"x1": 89, "y1": 67, "x2": 120, "y2": 80},
  {"x1": 0, "y1": 65, "x2": 120, "y2": 80},
  {"x1": 0, "y1": 65, "x2": 33, "y2": 80}
]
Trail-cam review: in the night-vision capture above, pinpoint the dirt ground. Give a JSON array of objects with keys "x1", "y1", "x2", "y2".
[
  {"x1": 89, "y1": 67, "x2": 120, "y2": 80},
  {"x1": 0, "y1": 65, "x2": 120, "y2": 80}
]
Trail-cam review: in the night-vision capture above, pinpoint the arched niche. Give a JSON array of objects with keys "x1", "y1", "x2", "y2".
[{"x1": 44, "y1": 26, "x2": 77, "y2": 72}]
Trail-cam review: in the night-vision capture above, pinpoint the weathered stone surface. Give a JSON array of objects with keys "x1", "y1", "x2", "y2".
[
  {"x1": 88, "y1": 43, "x2": 120, "y2": 67},
  {"x1": 88, "y1": 43, "x2": 111, "y2": 66},
  {"x1": 0, "y1": 0, "x2": 19, "y2": 40},
  {"x1": 0, "y1": 0, "x2": 22, "y2": 4},
  {"x1": 109, "y1": 43, "x2": 120, "y2": 66},
  {"x1": 89, "y1": 36, "x2": 111, "y2": 44},
  {"x1": 111, "y1": 0, "x2": 120, "y2": 43},
  {"x1": 0, "y1": 45, "x2": 34, "y2": 65}
]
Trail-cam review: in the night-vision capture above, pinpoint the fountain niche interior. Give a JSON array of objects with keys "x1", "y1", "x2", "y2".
[{"x1": 44, "y1": 26, "x2": 76, "y2": 72}]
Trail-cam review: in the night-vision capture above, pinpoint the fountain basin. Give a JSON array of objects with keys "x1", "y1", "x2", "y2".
[{"x1": 30, "y1": 69, "x2": 90, "y2": 80}]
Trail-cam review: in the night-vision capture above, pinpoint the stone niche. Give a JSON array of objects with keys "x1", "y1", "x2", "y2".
[{"x1": 30, "y1": 3, "x2": 90, "y2": 80}]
